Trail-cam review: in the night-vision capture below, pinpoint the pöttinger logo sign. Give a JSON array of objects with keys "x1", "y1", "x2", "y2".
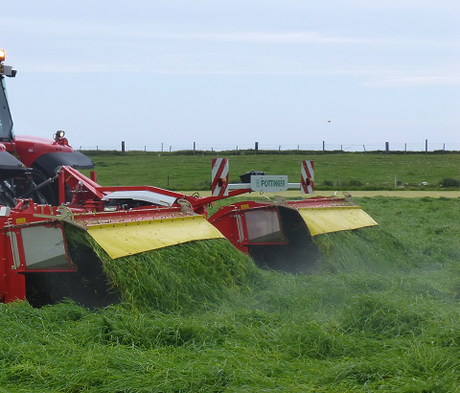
[{"x1": 250, "y1": 175, "x2": 289, "y2": 192}]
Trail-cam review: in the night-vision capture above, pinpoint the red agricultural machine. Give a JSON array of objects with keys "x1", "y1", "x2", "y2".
[
  {"x1": 0, "y1": 161, "x2": 377, "y2": 306},
  {"x1": 209, "y1": 158, "x2": 377, "y2": 271},
  {"x1": 0, "y1": 50, "x2": 378, "y2": 307},
  {"x1": 0, "y1": 165, "x2": 232, "y2": 306}
]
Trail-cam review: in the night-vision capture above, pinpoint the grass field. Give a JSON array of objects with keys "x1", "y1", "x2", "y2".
[
  {"x1": 80, "y1": 151, "x2": 460, "y2": 191},
  {"x1": 2, "y1": 198, "x2": 460, "y2": 391},
  {"x1": 1, "y1": 153, "x2": 460, "y2": 392}
]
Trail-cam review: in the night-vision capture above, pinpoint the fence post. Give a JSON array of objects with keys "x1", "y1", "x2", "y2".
[
  {"x1": 121, "y1": 141, "x2": 125, "y2": 156},
  {"x1": 425, "y1": 139, "x2": 428, "y2": 153}
]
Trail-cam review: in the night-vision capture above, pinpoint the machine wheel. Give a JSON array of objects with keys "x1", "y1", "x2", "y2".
[{"x1": 31, "y1": 167, "x2": 59, "y2": 206}]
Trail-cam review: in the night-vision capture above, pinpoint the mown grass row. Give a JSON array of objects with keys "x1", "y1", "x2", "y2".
[
  {"x1": 2, "y1": 271, "x2": 460, "y2": 392},
  {"x1": 1, "y1": 197, "x2": 460, "y2": 391}
]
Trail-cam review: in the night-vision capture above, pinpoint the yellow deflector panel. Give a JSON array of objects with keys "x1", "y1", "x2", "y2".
[
  {"x1": 298, "y1": 206, "x2": 378, "y2": 236},
  {"x1": 87, "y1": 215, "x2": 225, "y2": 259}
]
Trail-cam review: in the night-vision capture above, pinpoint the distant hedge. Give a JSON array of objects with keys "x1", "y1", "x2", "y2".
[{"x1": 440, "y1": 177, "x2": 460, "y2": 188}]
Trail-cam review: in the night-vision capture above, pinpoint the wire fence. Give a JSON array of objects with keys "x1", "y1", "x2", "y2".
[{"x1": 76, "y1": 141, "x2": 460, "y2": 153}]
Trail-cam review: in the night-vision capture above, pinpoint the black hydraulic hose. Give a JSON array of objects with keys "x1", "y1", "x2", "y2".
[
  {"x1": 7, "y1": 136, "x2": 20, "y2": 159},
  {"x1": 19, "y1": 173, "x2": 59, "y2": 199}
]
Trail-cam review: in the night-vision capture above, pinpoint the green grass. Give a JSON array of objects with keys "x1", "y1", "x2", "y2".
[
  {"x1": 66, "y1": 230, "x2": 260, "y2": 313},
  {"x1": 80, "y1": 151, "x2": 460, "y2": 191},
  {"x1": 2, "y1": 196, "x2": 460, "y2": 391}
]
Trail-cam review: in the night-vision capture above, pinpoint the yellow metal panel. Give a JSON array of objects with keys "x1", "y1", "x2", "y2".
[
  {"x1": 87, "y1": 215, "x2": 225, "y2": 259},
  {"x1": 298, "y1": 206, "x2": 378, "y2": 236}
]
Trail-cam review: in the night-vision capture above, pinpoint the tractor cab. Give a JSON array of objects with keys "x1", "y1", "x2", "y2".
[{"x1": 0, "y1": 49, "x2": 94, "y2": 205}]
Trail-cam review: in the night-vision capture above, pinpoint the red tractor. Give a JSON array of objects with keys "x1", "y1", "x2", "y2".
[{"x1": 0, "y1": 49, "x2": 94, "y2": 206}]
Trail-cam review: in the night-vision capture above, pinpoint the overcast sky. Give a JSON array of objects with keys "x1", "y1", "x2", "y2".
[{"x1": 2, "y1": 1, "x2": 459, "y2": 152}]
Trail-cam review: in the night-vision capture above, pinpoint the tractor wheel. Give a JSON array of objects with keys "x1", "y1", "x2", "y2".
[{"x1": 31, "y1": 167, "x2": 59, "y2": 206}]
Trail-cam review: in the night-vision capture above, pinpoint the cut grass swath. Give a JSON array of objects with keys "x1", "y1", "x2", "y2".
[
  {"x1": 312, "y1": 226, "x2": 412, "y2": 273},
  {"x1": 64, "y1": 224, "x2": 260, "y2": 313}
]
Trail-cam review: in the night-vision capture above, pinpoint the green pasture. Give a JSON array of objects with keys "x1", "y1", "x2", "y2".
[
  {"x1": 2, "y1": 195, "x2": 460, "y2": 392},
  {"x1": 80, "y1": 151, "x2": 460, "y2": 191}
]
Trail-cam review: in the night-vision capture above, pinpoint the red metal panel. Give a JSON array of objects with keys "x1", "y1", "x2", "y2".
[
  {"x1": 0, "y1": 230, "x2": 6, "y2": 302},
  {"x1": 1, "y1": 228, "x2": 26, "y2": 302}
]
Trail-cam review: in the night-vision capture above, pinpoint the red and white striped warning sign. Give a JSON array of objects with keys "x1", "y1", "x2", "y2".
[
  {"x1": 301, "y1": 160, "x2": 314, "y2": 194},
  {"x1": 211, "y1": 158, "x2": 229, "y2": 196}
]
